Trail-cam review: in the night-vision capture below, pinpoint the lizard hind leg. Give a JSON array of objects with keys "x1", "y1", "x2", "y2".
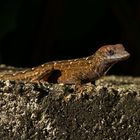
[{"x1": 30, "y1": 69, "x2": 61, "y2": 83}]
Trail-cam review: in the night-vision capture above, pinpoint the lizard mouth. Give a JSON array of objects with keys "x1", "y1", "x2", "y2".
[
  {"x1": 118, "y1": 51, "x2": 130, "y2": 60},
  {"x1": 108, "y1": 50, "x2": 130, "y2": 62}
]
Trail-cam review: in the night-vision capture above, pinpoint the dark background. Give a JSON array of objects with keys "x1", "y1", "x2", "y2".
[{"x1": 0, "y1": 0, "x2": 139, "y2": 76}]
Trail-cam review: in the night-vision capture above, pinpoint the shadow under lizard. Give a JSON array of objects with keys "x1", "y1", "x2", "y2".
[{"x1": 0, "y1": 44, "x2": 130, "y2": 85}]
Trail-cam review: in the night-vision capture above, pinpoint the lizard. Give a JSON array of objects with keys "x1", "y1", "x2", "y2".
[{"x1": 0, "y1": 44, "x2": 130, "y2": 84}]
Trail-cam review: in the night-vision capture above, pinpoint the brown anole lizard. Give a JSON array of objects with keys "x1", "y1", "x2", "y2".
[{"x1": 0, "y1": 44, "x2": 130, "y2": 84}]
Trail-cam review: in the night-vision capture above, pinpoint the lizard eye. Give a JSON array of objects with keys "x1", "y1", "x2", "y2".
[{"x1": 107, "y1": 50, "x2": 115, "y2": 56}]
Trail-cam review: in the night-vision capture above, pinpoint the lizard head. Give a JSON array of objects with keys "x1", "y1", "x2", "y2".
[
  {"x1": 92, "y1": 44, "x2": 130, "y2": 77},
  {"x1": 95, "y1": 44, "x2": 130, "y2": 63}
]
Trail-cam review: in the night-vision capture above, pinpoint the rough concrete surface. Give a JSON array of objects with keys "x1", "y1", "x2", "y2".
[{"x1": 0, "y1": 76, "x2": 140, "y2": 140}]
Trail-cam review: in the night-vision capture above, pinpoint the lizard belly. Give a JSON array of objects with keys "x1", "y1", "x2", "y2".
[
  {"x1": 56, "y1": 69, "x2": 97, "y2": 84},
  {"x1": 57, "y1": 70, "x2": 81, "y2": 84}
]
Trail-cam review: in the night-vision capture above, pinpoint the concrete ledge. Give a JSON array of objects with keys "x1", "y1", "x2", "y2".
[{"x1": 0, "y1": 76, "x2": 140, "y2": 139}]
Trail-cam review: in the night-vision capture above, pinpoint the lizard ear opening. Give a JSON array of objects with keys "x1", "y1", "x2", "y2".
[{"x1": 47, "y1": 70, "x2": 62, "y2": 83}]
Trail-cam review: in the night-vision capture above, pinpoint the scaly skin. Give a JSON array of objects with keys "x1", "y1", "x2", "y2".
[{"x1": 0, "y1": 44, "x2": 130, "y2": 84}]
